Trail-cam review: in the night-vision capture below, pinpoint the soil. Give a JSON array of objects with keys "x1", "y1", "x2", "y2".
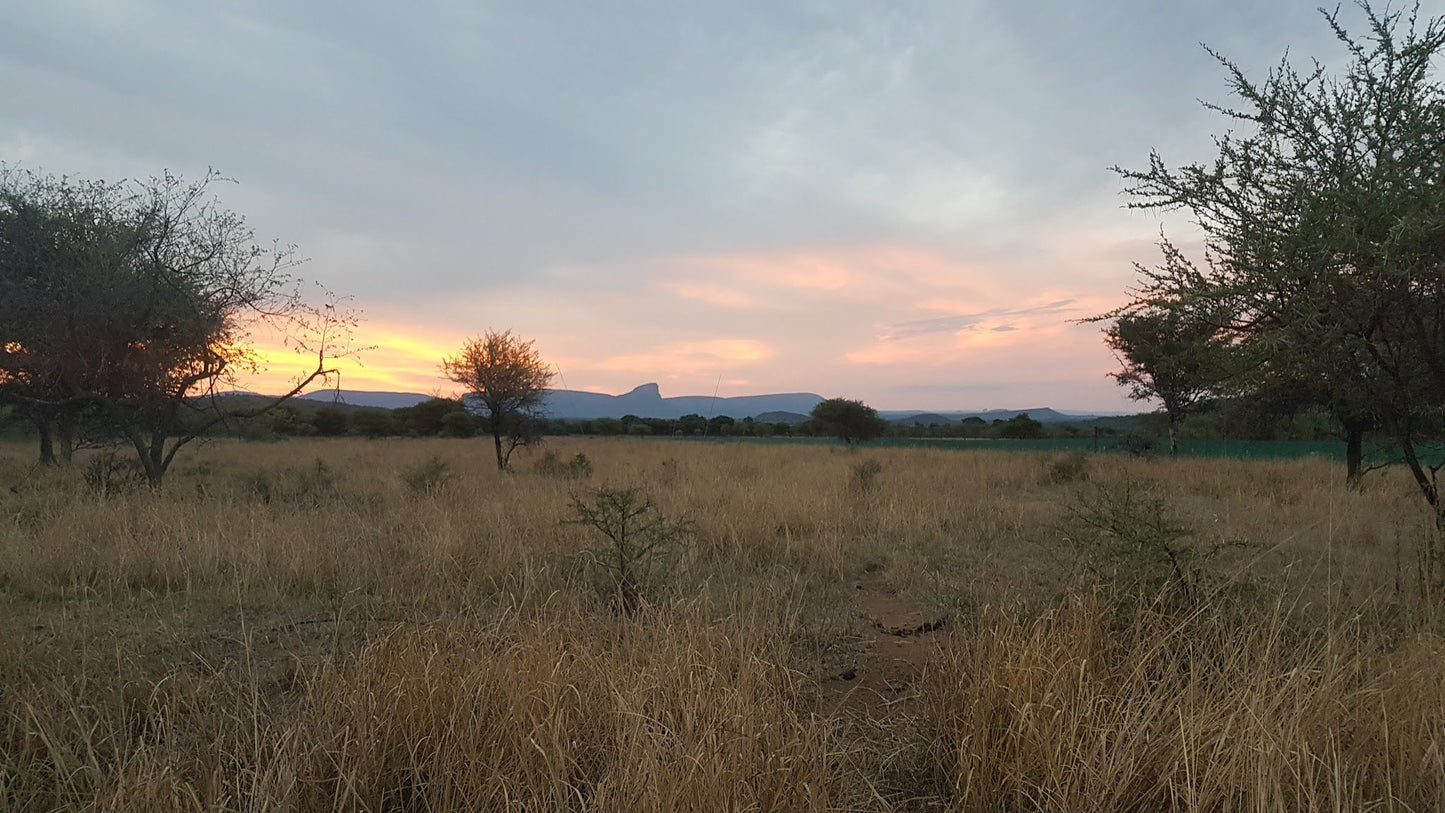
[{"x1": 820, "y1": 578, "x2": 947, "y2": 717}]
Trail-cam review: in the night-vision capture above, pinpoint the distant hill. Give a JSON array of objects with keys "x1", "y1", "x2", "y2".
[
  {"x1": 880, "y1": 407, "x2": 1094, "y2": 424},
  {"x1": 297, "y1": 390, "x2": 435, "y2": 409},
  {"x1": 542, "y1": 383, "x2": 824, "y2": 420},
  {"x1": 753, "y1": 410, "x2": 811, "y2": 425}
]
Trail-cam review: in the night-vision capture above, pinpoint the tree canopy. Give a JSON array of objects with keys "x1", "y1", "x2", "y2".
[
  {"x1": 0, "y1": 166, "x2": 356, "y2": 484},
  {"x1": 441, "y1": 330, "x2": 554, "y2": 470},
  {"x1": 1103, "y1": 1, "x2": 1445, "y2": 512},
  {"x1": 810, "y1": 398, "x2": 887, "y2": 445}
]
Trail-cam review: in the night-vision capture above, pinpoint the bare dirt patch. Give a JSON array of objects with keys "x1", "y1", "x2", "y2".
[{"x1": 822, "y1": 578, "x2": 947, "y2": 717}]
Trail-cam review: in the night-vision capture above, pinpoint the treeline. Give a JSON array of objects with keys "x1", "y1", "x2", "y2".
[{"x1": 214, "y1": 403, "x2": 1088, "y2": 441}]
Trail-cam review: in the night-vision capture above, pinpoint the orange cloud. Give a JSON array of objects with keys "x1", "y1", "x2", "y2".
[
  {"x1": 596, "y1": 339, "x2": 774, "y2": 376},
  {"x1": 665, "y1": 282, "x2": 765, "y2": 309}
]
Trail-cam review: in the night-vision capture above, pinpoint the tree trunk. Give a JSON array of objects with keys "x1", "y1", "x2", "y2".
[
  {"x1": 492, "y1": 428, "x2": 506, "y2": 471},
  {"x1": 1167, "y1": 416, "x2": 1179, "y2": 457},
  {"x1": 1395, "y1": 431, "x2": 1444, "y2": 529},
  {"x1": 36, "y1": 419, "x2": 55, "y2": 466},
  {"x1": 56, "y1": 413, "x2": 75, "y2": 466},
  {"x1": 1344, "y1": 420, "x2": 1366, "y2": 491}
]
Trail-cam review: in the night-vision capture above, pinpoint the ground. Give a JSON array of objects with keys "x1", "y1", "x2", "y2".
[{"x1": 1, "y1": 436, "x2": 1441, "y2": 811}]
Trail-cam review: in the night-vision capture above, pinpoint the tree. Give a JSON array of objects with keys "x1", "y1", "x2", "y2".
[
  {"x1": 350, "y1": 409, "x2": 395, "y2": 439},
  {"x1": 394, "y1": 396, "x2": 467, "y2": 436},
  {"x1": 810, "y1": 398, "x2": 887, "y2": 444},
  {"x1": 311, "y1": 408, "x2": 350, "y2": 436},
  {"x1": 1100, "y1": 270, "x2": 1229, "y2": 455},
  {"x1": 1107, "y1": 2, "x2": 1445, "y2": 516},
  {"x1": 0, "y1": 166, "x2": 357, "y2": 485},
  {"x1": 439, "y1": 411, "x2": 477, "y2": 438},
  {"x1": 998, "y1": 412, "x2": 1045, "y2": 439},
  {"x1": 440, "y1": 330, "x2": 554, "y2": 471}
]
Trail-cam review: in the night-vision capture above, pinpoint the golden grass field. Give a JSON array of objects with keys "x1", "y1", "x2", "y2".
[{"x1": 2, "y1": 436, "x2": 1443, "y2": 811}]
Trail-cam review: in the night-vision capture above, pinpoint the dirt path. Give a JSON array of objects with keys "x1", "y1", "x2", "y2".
[{"x1": 821, "y1": 578, "x2": 947, "y2": 717}]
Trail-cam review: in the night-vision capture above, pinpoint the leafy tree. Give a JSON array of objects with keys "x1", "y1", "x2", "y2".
[
  {"x1": 998, "y1": 412, "x2": 1045, "y2": 439},
  {"x1": 1101, "y1": 278, "x2": 1229, "y2": 455},
  {"x1": 394, "y1": 397, "x2": 466, "y2": 436},
  {"x1": 440, "y1": 329, "x2": 554, "y2": 471},
  {"x1": 1108, "y1": 2, "x2": 1445, "y2": 515},
  {"x1": 311, "y1": 408, "x2": 349, "y2": 437},
  {"x1": 706, "y1": 415, "x2": 735, "y2": 435},
  {"x1": 439, "y1": 411, "x2": 477, "y2": 438},
  {"x1": 350, "y1": 409, "x2": 394, "y2": 439},
  {"x1": 592, "y1": 417, "x2": 625, "y2": 436},
  {"x1": 0, "y1": 167, "x2": 356, "y2": 485},
  {"x1": 810, "y1": 398, "x2": 887, "y2": 444}
]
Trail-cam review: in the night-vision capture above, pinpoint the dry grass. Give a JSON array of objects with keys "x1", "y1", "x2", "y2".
[{"x1": 1, "y1": 437, "x2": 1442, "y2": 811}]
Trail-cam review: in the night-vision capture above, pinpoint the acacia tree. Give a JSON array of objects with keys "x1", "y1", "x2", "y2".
[
  {"x1": 441, "y1": 330, "x2": 554, "y2": 471},
  {"x1": 1098, "y1": 247, "x2": 1231, "y2": 455},
  {"x1": 810, "y1": 398, "x2": 888, "y2": 445},
  {"x1": 0, "y1": 167, "x2": 358, "y2": 486},
  {"x1": 1107, "y1": 2, "x2": 1445, "y2": 516}
]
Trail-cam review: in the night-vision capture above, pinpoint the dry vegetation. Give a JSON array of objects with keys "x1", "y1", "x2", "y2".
[{"x1": 1, "y1": 437, "x2": 1443, "y2": 811}]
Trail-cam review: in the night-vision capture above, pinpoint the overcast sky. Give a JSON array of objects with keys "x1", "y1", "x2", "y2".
[{"x1": 1, "y1": 1, "x2": 1384, "y2": 410}]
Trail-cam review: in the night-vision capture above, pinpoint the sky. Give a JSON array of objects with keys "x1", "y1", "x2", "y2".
[{"x1": 0, "y1": 0, "x2": 1387, "y2": 411}]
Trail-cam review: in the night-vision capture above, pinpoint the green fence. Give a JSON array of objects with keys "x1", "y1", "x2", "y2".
[{"x1": 626, "y1": 434, "x2": 1430, "y2": 463}]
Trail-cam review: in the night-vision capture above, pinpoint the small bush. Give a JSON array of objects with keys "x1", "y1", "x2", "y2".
[
  {"x1": 401, "y1": 456, "x2": 456, "y2": 495},
  {"x1": 1045, "y1": 450, "x2": 1091, "y2": 484},
  {"x1": 567, "y1": 486, "x2": 693, "y2": 614},
  {"x1": 1058, "y1": 480, "x2": 1240, "y2": 605},
  {"x1": 850, "y1": 459, "x2": 884, "y2": 494},
  {"x1": 82, "y1": 450, "x2": 146, "y2": 496},
  {"x1": 535, "y1": 451, "x2": 593, "y2": 479},
  {"x1": 244, "y1": 458, "x2": 339, "y2": 506}
]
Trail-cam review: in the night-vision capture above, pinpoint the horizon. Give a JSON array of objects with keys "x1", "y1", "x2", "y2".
[
  {"x1": 3, "y1": 2, "x2": 1349, "y2": 412},
  {"x1": 288, "y1": 382, "x2": 1137, "y2": 417}
]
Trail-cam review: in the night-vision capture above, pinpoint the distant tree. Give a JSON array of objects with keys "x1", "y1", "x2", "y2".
[
  {"x1": 439, "y1": 410, "x2": 477, "y2": 438},
  {"x1": 999, "y1": 413, "x2": 1045, "y2": 439},
  {"x1": 706, "y1": 415, "x2": 735, "y2": 435},
  {"x1": 441, "y1": 330, "x2": 554, "y2": 471},
  {"x1": 395, "y1": 397, "x2": 466, "y2": 436},
  {"x1": 1100, "y1": 281, "x2": 1228, "y2": 455},
  {"x1": 592, "y1": 417, "x2": 625, "y2": 436},
  {"x1": 350, "y1": 409, "x2": 394, "y2": 439},
  {"x1": 312, "y1": 408, "x2": 349, "y2": 437},
  {"x1": 810, "y1": 398, "x2": 887, "y2": 445},
  {"x1": 678, "y1": 414, "x2": 707, "y2": 436}
]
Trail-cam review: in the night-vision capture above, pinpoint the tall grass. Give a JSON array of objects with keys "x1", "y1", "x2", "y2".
[{"x1": 1, "y1": 437, "x2": 1441, "y2": 810}]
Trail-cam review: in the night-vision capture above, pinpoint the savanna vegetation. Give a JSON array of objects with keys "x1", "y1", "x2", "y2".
[
  {"x1": 5, "y1": 3, "x2": 1445, "y2": 811},
  {"x1": 3, "y1": 436, "x2": 1445, "y2": 811}
]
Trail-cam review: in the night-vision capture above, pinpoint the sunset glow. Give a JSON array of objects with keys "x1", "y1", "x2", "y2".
[{"x1": 3, "y1": 1, "x2": 1340, "y2": 412}]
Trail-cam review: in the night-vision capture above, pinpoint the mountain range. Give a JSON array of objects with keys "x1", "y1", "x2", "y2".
[{"x1": 297, "y1": 384, "x2": 1125, "y2": 423}]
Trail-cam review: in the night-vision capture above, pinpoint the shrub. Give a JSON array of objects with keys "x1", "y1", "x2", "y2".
[
  {"x1": 1058, "y1": 480, "x2": 1244, "y2": 606},
  {"x1": 567, "y1": 486, "x2": 693, "y2": 614},
  {"x1": 535, "y1": 451, "x2": 593, "y2": 479},
  {"x1": 82, "y1": 450, "x2": 147, "y2": 496},
  {"x1": 850, "y1": 459, "x2": 884, "y2": 494},
  {"x1": 401, "y1": 456, "x2": 456, "y2": 496},
  {"x1": 244, "y1": 458, "x2": 339, "y2": 506},
  {"x1": 1045, "y1": 450, "x2": 1091, "y2": 484}
]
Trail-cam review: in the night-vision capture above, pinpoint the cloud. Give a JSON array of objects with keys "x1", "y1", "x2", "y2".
[
  {"x1": 0, "y1": 0, "x2": 1355, "y2": 412},
  {"x1": 878, "y1": 298, "x2": 1079, "y2": 341},
  {"x1": 664, "y1": 282, "x2": 766, "y2": 310},
  {"x1": 595, "y1": 339, "x2": 775, "y2": 377}
]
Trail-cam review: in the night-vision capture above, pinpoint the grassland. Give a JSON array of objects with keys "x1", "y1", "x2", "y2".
[{"x1": 2, "y1": 437, "x2": 1442, "y2": 811}]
